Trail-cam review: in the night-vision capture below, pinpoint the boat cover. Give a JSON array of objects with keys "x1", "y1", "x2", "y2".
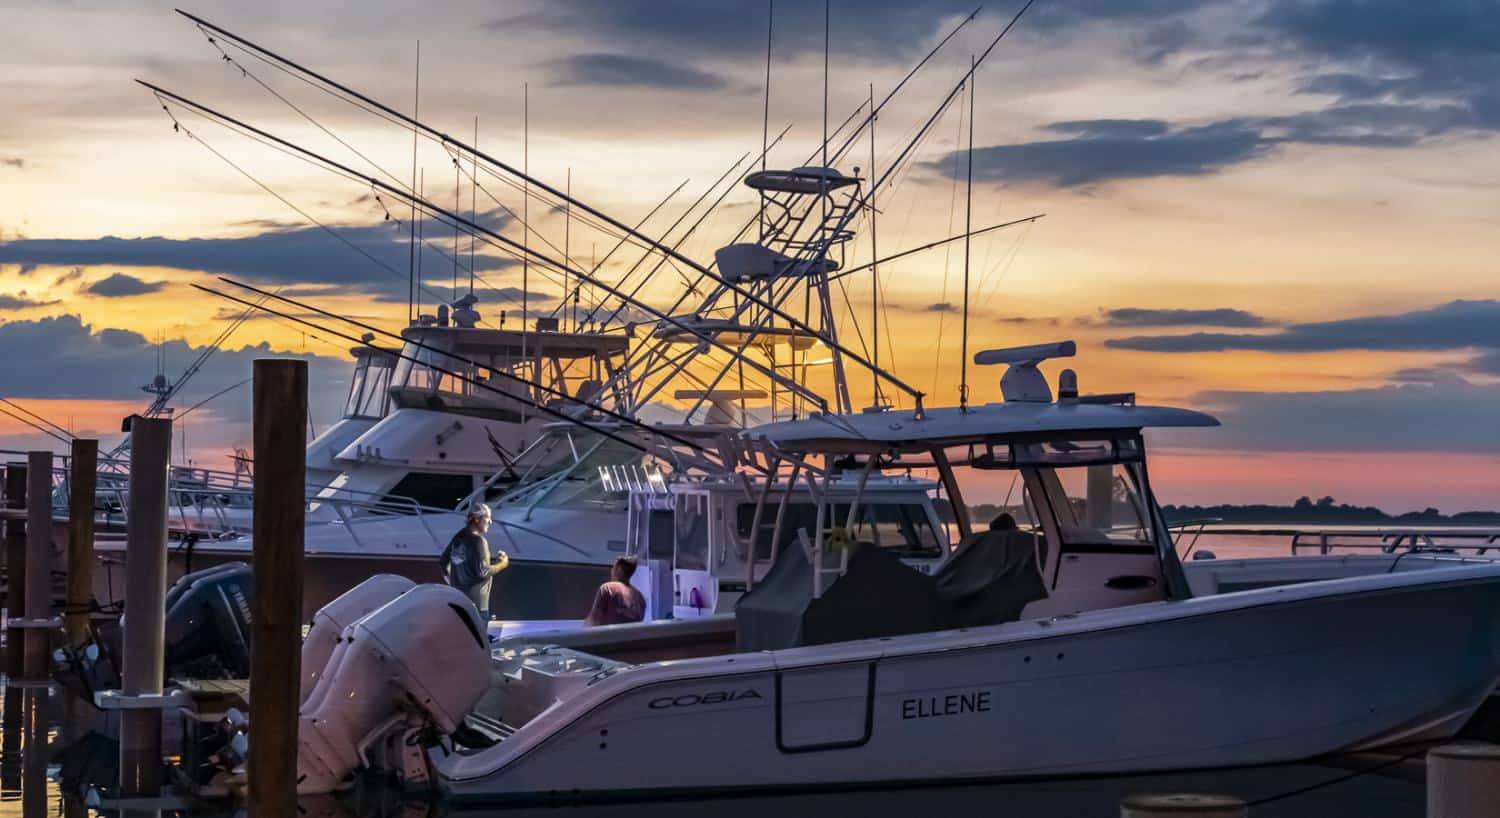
[
  {"x1": 932, "y1": 530, "x2": 1047, "y2": 628},
  {"x1": 735, "y1": 541, "x2": 941, "y2": 651}
]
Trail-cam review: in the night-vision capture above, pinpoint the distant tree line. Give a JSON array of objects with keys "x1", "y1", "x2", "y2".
[{"x1": 1159, "y1": 496, "x2": 1500, "y2": 526}]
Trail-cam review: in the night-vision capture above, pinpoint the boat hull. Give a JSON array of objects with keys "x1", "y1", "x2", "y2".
[{"x1": 439, "y1": 568, "x2": 1500, "y2": 801}]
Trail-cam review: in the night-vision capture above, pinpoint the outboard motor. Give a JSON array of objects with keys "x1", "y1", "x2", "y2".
[
  {"x1": 163, "y1": 562, "x2": 255, "y2": 679},
  {"x1": 300, "y1": 574, "x2": 416, "y2": 703},
  {"x1": 297, "y1": 584, "x2": 491, "y2": 794},
  {"x1": 54, "y1": 563, "x2": 254, "y2": 698}
]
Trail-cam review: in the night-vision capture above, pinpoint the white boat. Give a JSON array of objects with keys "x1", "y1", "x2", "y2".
[{"x1": 320, "y1": 341, "x2": 1500, "y2": 801}]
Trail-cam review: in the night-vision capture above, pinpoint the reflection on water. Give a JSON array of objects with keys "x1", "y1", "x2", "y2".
[{"x1": 0, "y1": 676, "x2": 1429, "y2": 818}]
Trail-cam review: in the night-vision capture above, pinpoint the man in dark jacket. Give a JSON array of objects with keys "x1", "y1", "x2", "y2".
[{"x1": 441, "y1": 503, "x2": 509, "y2": 616}]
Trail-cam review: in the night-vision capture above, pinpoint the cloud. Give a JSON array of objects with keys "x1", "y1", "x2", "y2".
[
  {"x1": 0, "y1": 315, "x2": 350, "y2": 424},
  {"x1": 546, "y1": 53, "x2": 731, "y2": 91},
  {"x1": 1178, "y1": 376, "x2": 1500, "y2": 454},
  {"x1": 1106, "y1": 299, "x2": 1500, "y2": 354},
  {"x1": 1255, "y1": 2, "x2": 1500, "y2": 131},
  {"x1": 927, "y1": 302, "x2": 957, "y2": 313},
  {"x1": 1097, "y1": 307, "x2": 1273, "y2": 328},
  {"x1": 496, "y1": 0, "x2": 983, "y2": 61},
  {"x1": 0, "y1": 215, "x2": 518, "y2": 301},
  {"x1": 929, "y1": 118, "x2": 1271, "y2": 187},
  {"x1": 0, "y1": 158, "x2": 22, "y2": 169},
  {"x1": 85, "y1": 272, "x2": 166, "y2": 297},
  {"x1": 0, "y1": 293, "x2": 59, "y2": 309}
]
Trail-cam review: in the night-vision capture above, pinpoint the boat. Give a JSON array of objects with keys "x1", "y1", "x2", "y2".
[{"x1": 302, "y1": 340, "x2": 1500, "y2": 801}]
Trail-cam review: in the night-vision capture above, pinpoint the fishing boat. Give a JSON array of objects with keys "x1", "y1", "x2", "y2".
[{"x1": 296, "y1": 341, "x2": 1500, "y2": 800}]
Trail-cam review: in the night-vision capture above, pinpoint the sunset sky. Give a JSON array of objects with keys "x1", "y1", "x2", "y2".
[{"x1": 2, "y1": 1, "x2": 1497, "y2": 511}]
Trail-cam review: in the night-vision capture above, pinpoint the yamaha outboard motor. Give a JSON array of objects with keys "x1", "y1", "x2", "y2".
[
  {"x1": 164, "y1": 562, "x2": 254, "y2": 680},
  {"x1": 53, "y1": 563, "x2": 256, "y2": 701}
]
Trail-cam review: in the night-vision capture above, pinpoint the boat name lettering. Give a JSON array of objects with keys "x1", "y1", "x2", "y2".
[
  {"x1": 901, "y1": 691, "x2": 991, "y2": 720},
  {"x1": 648, "y1": 690, "x2": 762, "y2": 709}
]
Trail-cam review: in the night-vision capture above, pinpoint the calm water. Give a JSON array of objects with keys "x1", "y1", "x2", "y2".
[{"x1": 0, "y1": 676, "x2": 1438, "y2": 817}]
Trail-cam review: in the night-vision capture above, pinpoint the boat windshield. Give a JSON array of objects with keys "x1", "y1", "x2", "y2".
[
  {"x1": 498, "y1": 430, "x2": 646, "y2": 510},
  {"x1": 392, "y1": 338, "x2": 481, "y2": 397},
  {"x1": 963, "y1": 436, "x2": 1156, "y2": 550},
  {"x1": 343, "y1": 355, "x2": 394, "y2": 420},
  {"x1": 736, "y1": 499, "x2": 944, "y2": 561}
]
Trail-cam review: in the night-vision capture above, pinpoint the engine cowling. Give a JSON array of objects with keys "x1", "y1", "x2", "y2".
[{"x1": 296, "y1": 584, "x2": 491, "y2": 794}]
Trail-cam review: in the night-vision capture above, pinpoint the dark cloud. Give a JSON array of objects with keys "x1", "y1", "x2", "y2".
[
  {"x1": 1106, "y1": 299, "x2": 1500, "y2": 354},
  {"x1": 85, "y1": 272, "x2": 166, "y2": 297},
  {"x1": 53, "y1": 266, "x2": 85, "y2": 287},
  {"x1": 0, "y1": 293, "x2": 59, "y2": 310},
  {"x1": 932, "y1": 118, "x2": 1268, "y2": 187},
  {"x1": 546, "y1": 53, "x2": 732, "y2": 92},
  {"x1": 1176, "y1": 377, "x2": 1500, "y2": 454},
  {"x1": 1256, "y1": 1, "x2": 1500, "y2": 132},
  {"x1": 1469, "y1": 349, "x2": 1500, "y2": 376},
  {"x1": 1098, "y1": 307, "x2": 1272, "y2": 328},
  {"x1": 496, "y1": 0, "x2": 982, "y2": 61},
  {"x1": 927, "y1": 302, "x2": 957, "y2": 313},
  {"x1": 0, "y1": 158, "x2": 22, "y2": 169},
  {"x1": 0, "y1": 216, "x2": 518, "y2": 301},
  {"x1": 17, "y1": 263, "x2": 37, "y2": 276},
  {"x1": 0, "y1": 315, "x2": 349, "y2": 425}
]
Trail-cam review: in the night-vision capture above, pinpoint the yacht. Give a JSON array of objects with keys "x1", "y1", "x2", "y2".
[{"x1": 307, "y1": 341, "x2": 1500, "y2": 800}]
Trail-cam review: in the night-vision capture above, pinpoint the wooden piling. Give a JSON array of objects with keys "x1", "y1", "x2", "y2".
[
  {"x1": 66, "y1": 439, "x2": 98, "y2": 650},
  {"x1": 119, "y1": 415, "x2": 172, "y2": 797},
  {"x1": 64, "y1": 439, "x2": 99, "y2": 745},
  {"x1": 23, "y1": 450, "x2": 53, "y2": 679},
  {"x1": 3, "y1": 462, "x2": 27, "y2": 680},
  {"x1": 248, "y1": 359, "x2": 307, "y2": 818}
]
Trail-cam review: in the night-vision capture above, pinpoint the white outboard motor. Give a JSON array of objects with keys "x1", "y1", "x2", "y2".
[
  {"x1": 297, "y1": 584, "x2": 491, "y2": 794},
  {"x1": 300, "y1": 574, "x2": 416, "y2": 703}
]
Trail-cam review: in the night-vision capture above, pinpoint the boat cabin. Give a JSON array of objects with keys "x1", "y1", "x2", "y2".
[{"x1": 390, "y1": 320, "x2": 628, "y2": 422}]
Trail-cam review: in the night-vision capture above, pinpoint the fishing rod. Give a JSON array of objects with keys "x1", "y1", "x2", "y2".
[
  {"x1": 828, "y1": 216, "x2": 1045, "y2": 283},
  {"x1": 0, "y1": 396, "x2": 74, "y2": 441},
  {"x1": 589, "y1": 130, "x2": 793, "y2": 331},
  {"x1": 0, "y1": 400, "x2": 72, "y2": 445},
  {"x1": 828, "y1": 5, "x2": 983, "y2": 165},
  {"x1": 166, "y1": 12, "x2": 919, "y2": 405},
  {"x1": 195, "y1": 281, "x2": 714, "y2": 461},
  {"x1": 143, "y1": 81, "x2": 824, "y2": 411}
]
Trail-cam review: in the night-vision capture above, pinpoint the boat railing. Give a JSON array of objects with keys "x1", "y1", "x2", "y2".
[
  {"x1": 1286, "y1": 528, "x2": 1500, "y2": 556},
  {"x1": 1171, "y1": 524, "x2": 1500, "y2": 558}
]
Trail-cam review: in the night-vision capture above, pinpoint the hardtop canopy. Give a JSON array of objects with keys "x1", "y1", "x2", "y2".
[{"x1": 744, "y1": 401, "x2": 1219, "y2": 455}]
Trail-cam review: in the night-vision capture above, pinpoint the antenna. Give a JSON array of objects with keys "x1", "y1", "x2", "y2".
[
  {"x1": 453, "y1": 143, "x2": 460, "y2": 302},
  {"x1": 469, "y1": 116, "x2": 477, "y2": 295},
  {"x1": 868, "y1": 82, "x2": 883, "y2": 409},
  {"x1": 522, "y1": 81, "x2": 529, "y2": 362},
  {"x1": 564, "y1": 167, "x2": 571, "y2": 332},
  {"x1": 407, "y1": 40, "x2": 420, "y2": 326},
  {"x1": 960, "y1": 53, "x2": 975, "y2": 412},
  {"x1": 417, "y1": 168, "x2": 425, "y2": 319},
  {"x1": 760, "y1": 0, "x2": 773, "y2": 240}
]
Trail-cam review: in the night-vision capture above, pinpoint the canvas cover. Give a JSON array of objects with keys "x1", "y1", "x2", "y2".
[
  {"x1": 735, "y1": 541, "x2": 941, "y2": 651},
  {"x1": 932, "y1": 530, "x2": 1048, "y2": 628}
]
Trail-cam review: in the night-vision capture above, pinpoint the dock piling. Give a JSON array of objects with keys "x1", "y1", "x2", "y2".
[
  {"x1": 23, "y1": 450, "x2": 53, "y2": 679},
  {"x1": 3, "y1": 462, "x2": 27, "y2": 679},
  {"x1": 119, "y1": 415, "x2": 172, "y2": 797},
  {"x1": 248, "y1": 359, "x2": 307, "y2": 817},
  {"x1": 65, "y1": 439, "x2": 98, "y2": 651}
]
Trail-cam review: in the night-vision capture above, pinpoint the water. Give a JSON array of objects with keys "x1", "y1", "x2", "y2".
[{"x1": 0, "y1": 676, "x2": 1438, "y2": 817}]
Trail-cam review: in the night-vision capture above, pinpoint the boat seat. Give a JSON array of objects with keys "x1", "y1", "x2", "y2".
[{"x1": 933, "y1": 528, "x2": 1048, "y2": 629}]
